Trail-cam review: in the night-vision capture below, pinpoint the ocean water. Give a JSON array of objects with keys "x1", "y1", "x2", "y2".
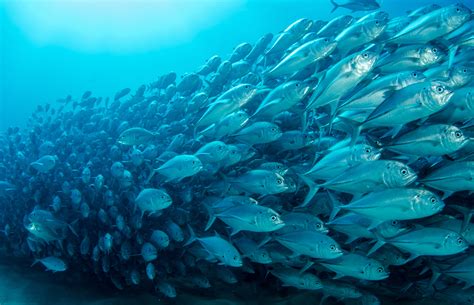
[{"x1": 1, "y1": 0, "x2": 473, "y2": 304}]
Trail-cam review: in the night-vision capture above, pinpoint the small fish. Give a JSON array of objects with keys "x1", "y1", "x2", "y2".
[
  {"x1": 32, "y1": 256, "x2": 67, "y2": 272},
  {"x1": 330, "y1": 0, "x2": 380, "y2": 13}
]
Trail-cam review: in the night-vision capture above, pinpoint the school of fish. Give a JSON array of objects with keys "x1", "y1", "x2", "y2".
[{"x1": 0, "y1": 2, "x2": 473, "y2": 304}]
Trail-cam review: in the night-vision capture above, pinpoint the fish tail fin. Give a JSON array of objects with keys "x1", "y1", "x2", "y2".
[
  {"x1": 31, "y1": 259, "x2": 40, "y2": 267},
  {"x1": 256, "y1": 235, "x2": 272, "y2": 249},
  {"x1": 327, "y1": 191, "x2": 342, "y2": 221},
  {"x1": 450, "y1": 204, "x2": 473, "y2": 232},
  {"x1": 297, "y1": 174, "x2": 320, "y2": 207},
  {"x1": 145, "y1": 169, "x2": 157, "y2": 185},
  {"x1": 203, "y1": 203, "x2": 216, "y2": 231},
  {"x1": 184, "y1": 224, "x2": 197, "y2": 247},
  {"x1": 68, "y1": 220, "x2": 79, "y2": 237},
  {"x1": 336, "y1": 116, "x2": 362, "y2": 147},
  {"x1": 367, "y1": 230, "x2": 386, "y2": 256},
  {"x1": 330, "y1": 0, "x2": 339, "y2": 13}
]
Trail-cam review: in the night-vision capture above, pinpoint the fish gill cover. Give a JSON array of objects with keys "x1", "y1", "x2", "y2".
[{"x1": 1, "y1": 1, "x2": 474, "y2": 304}]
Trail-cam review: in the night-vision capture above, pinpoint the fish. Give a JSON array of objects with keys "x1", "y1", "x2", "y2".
[
  {"x1": 330, "y1": 0, "x2": 380, "y2": 13},
  {"x1": 274, "y1": 230, "x2": 343, "y2": 259},
  {"x1": 389, "y1": 4, "x2": 471, "y2": 44},
  {"x1": 135, "y1": 188, "x2": 172, "y2": 217},
  {"x1": 270, "y1": 267, "x2": 322, "y2": 290},
  {"x1": 1, "y1": 3, "x2": 474, "y2": 302},
  {"x1": 32, "y1": 256, "x2": 68, "y2": 273},
  {"x1": 184, "y1": 226, "x2": 243, "y2": 267},
  {"x1": 369, "y1": 227, "x2": 469, "y2": 260},
  {"x1": 331, "y1": 188, "x2": 445, "y2": 224},
  {"x1": 320, "y1": 253, "x2": 389, "y2": 280},
  {"x1": 205, "y1": 202, "x2": 285, "y2": 234}
]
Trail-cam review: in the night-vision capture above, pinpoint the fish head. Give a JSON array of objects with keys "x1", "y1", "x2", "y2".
[
  {"x1": 257, "y1": 208, "x2": 285, "y2": 231},
  {"x1": 287, "y1": 18, "x2": 313, "y2": 35},
  {"x1": 301, "y1": 273, "x2": 323, "y2": 290},
  {"x1": 252, "y1": 249, "x2": 272, "y2": 264},
  {"x1": 233, "y1": 110, "x2": 250, "y2": 127},
  {"x1": 263, "y1": 123, "x2": 283, "y2": 142},
  {"x1": 26, "y1": 222, "x2": 40, "y2": 233},
  {"x1": 212, "y1": 142, "x2": 230, "y2": 160},
  {"x1": 238, "y1": 84, "x2": 258, "y2": 103},
  {"x1": 266, "y1": 172, "x2": 289, "y2": 194},
  {"x1": 444, "y1": 125, "x2": 469, "y2": 150},
  {"x1": 450, "y1": 65, "x2": 473, "y2": 88},
  {"x1": 356, "y1": 144, "x2": 381, "y2": 161},
  {"x1": 428, "y1": 82, "x2": 453, "y2": 109},
  {"x1": 368, "y1": 18, "x2": 388, "y2": 38},
  {"x1": 363, "y1": 260, "x2": 389, "y2": 280},
  {"x1": 414, "y1": 189, "x2": 445, "y2": 216},
  {"x1": 314, "y1": 37, "x2": 338, "y2": 57},
  {"x1": 186, "y1": 156, "x2": 203, "y2": 174},
  {"x1": 110, "y1": 162, "x2": 125, "y2": 178},
  {"x1": 445, "y1": 4, "x2": 471, "y2": 29},
  {"x1": 384, "y1": 161, "x2": 417, "y2": 187},
  {"x1": 226, "y1": 252, "x2": 243, "y2": 267},
  {"x1": 354, "y1": 51, "x2": 379, "y2": 75},
  {"x1": 444, "y1": 232, "x2": 469, "y2": 253},
  {"x1": 377, "y1": 220, "x2": 408, "y2": 238},
  {"x1": 327, "y1": 242, "x2": 343, "y2": 258},
  {"x1": 359, "y1": 293, "x2": 380, "y2": 305},
  {"x1": 341, "y1": 15, "x2": 355, "y2": 27},
  {"x1": 403, "y1": 71, "x2": 427, "y2": 87},
  {"x1": 421, "y1": 45, "x2": 445, "y2": 66}
]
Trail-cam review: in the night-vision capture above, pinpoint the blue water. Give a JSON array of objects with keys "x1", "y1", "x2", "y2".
[
  {"x1": 0, "y1": 0, "x2": 459, "y2": 130},
  {"x1": 0, "y1": 1, "x2": 470, "y2": 304}
]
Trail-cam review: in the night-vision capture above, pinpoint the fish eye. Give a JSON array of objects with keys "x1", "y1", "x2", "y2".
[
  {"x1": 391, "y1": 220, "x2": 398, "y2": 226},
  {"x1": 233, "y1": 255, "x2": 238, "y2": 260},
  {"x1": 455, "y1": 131, "x2": 462, "y2": 138},
  {"x1": 365, "y1": 148, "x2": 371, "y2": 153},
  {"x1": 245, "y1": 85, "x2": 250, "y2": 89},
  {"x1": 276, "y1": 179, "x2": 283, "y2": 184},
  {"x1": 375, "y1": 20, "x2": 379, "y2": 25},
  {"x1": 430, "y1": 197, "x2": 437, "y2": 203},
  {"x1": 324, "y1": 38, "x2": 329, "y2": 42},
  {"x1": 192, "y1": 161, "x2": 196, "y2": 164},
  {"x1": 271, "y1": 127, "x2": 277, "y2": 132},
  {"x1": 411, "y1": 72, "x2": 418, "y2": 77},
  {"x1": 400, "y1": 168, "x2": 408, "y2": 175},
  {"x1": 316, "y1": 223, "x2": 322, "y2": 229},
  {"x1": 457, "y1": 237, "x2": 464, "y2": 245},
  {"x1": 463, "y1": 69, "x2": 467, "y2": 73},
  {"x1": 377, "y1": 267, "x2": 384, "y2": 273},
  {"x1": 270, "y1": 215, "x2": 277, "y2": 221},
  {"x1": 363, "y1": 53, "x2": 369, "y2": 58},
  {"x1": 432, "y1": 48, "x2": 437, "y2": 53},
  {"x1": 456, "y1": 7, "x2": 460, "y2": 12},
  {"x1": 295, "y1": 83, "x2": 300, "y2": 87},
  {"x1": 436, "y1": 86, "x2": 444, "y2": 93},
  {"x1": 330, "y1": 245, "x2": 336, "y2": 251}
]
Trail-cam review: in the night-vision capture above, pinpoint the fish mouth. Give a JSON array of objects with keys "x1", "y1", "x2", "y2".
[
  {"x1": 275, "y1": 221, "x2": 285, "y2": 227},
  {"x1": 379, "y1": 273, "x2": 390, "y2": 280}
]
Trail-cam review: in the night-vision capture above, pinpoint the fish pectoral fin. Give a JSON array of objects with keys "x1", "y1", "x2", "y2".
[{"x1": 333, "y1": 273, "x2": 344, "y2": 280}]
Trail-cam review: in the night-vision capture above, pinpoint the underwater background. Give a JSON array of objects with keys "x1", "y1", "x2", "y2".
[
  {"x1": 0, "y1": 0, "x2": 474, "y2": 305},
  {"x1": 0, "y1": 0, "x2": 461, "y2": 130}
]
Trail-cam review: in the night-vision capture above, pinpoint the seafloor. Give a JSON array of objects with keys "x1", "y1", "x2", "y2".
[{"x1": 0, "y1": 253, "x2": 447, "y2": 305}]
